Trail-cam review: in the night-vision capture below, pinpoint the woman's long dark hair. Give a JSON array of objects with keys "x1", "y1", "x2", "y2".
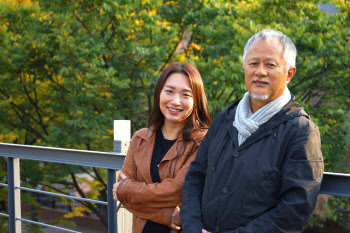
[{"x1": 148, "y1": 63, "x2": 211, "y2": 156}]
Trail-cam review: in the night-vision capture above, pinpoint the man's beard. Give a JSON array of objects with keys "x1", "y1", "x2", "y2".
[{"x1": 250, "y1": 92, "x2": 271, "y2": 101}]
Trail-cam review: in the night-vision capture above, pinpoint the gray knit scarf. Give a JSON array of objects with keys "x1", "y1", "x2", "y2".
[{"x1": 233, "y1": 87, "x2": 291, "y2": 146}]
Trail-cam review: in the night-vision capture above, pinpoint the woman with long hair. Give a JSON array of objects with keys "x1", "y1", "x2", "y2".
[{"x1": 113, "y1": 63, "x2": 210, "y2": 233}]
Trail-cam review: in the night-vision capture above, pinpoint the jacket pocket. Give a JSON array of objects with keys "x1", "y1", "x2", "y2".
[{"x1": 241, "y1": 170, "x2": 281, "y2": 219}]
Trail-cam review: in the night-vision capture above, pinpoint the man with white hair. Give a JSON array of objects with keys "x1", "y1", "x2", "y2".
[{"x1": 180, "y1": 29, "x2": 324, "y2": 233}]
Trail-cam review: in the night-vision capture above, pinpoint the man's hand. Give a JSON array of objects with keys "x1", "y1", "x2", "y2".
[
  {"x1": 171, "y1": 206, "x2": 181, "y2": 233},
  {"x1": 112, "y1": 172, "x2": 127, "y2": 201},
  {"x1": 202, "y1": 229, "x2": 211, "y2": 233}
]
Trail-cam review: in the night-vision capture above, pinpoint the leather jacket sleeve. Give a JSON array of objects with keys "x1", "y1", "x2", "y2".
[
  {"x1": 115, "y1": 132, "x2": 177, "y2": 226},
  {"x1": 122, "y1": 202, "x2": 175, "y2": 227},
  {"x1": 116, "y1": 129, "x2": 204, "y2": 227},
  {"x1": 117, "y1": 135, "x2": 137, "y2": 181},
  {"x1": 224, "y1": 122, "x2": 324, "y2": 233},
  {"x1": 117, "y1": 151, "x2": 197, "y2": 207}
]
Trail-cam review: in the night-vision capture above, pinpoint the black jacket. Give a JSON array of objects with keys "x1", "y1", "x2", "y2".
[{"x1": 181, "y1": 97, "x2": 324, "y2": 233}]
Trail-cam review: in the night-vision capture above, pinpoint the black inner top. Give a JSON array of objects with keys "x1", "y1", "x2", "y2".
[{"x1": 142, "y1": 128, "x2": 177, "y2": 233}]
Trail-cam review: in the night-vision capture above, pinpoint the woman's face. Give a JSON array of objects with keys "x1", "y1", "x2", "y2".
[{"x1": 159, "y1": 73, "x2": 194, "y2": 127}]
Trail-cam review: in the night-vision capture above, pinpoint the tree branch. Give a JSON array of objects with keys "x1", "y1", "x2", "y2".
[
  {"x1": 159, "y1": 29, "x2": 186, "y2": 72},
  {"x1": 101, "y1": 16, "x2": 115, "y2": 38},
  {"x1": 46, "y1": 73, "x2": 70, "y2": 92},
  {"x1": 105, "y1": 24, "x2": 117, "y2": 45},
  {"x1": 93, "y1": 167, "x2": 107, "y2": 188},
  {"x1": 224, "y1": 88, "x2": 236, "y2": 105},
  {"x1": 216, "y1": 87, "x2": 226, "y2": 100},
  {"x1": 70, "y1": 172, "x2": 107, "y2": 225},
  {"x1": 313, "y1": 92, "x2": 327, "y2": 107},
  {"x1": 22, "y1": 77, "x2": 49, "y2": 135},
  {"x1": 74, "y1": 11, "x2": 90, "y2": 33},
  {"x1": 10, "y1": 103, "x2": 47, "y2": 142}
]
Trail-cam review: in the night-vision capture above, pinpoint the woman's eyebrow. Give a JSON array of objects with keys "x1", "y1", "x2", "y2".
[
  {"x1": 165, "y1": 85, "x2": 192, "y2": 92},
  {"x1": 164, "y1": 85, "x2": 175, "y2": 89},
  {"x1": 183, "y1": 89, "x2": 192, "y2": 93}
]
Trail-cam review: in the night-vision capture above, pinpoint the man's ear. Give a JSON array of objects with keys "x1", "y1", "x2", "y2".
[{"x1": 286, "y1": 67, "x2": 296, "y2": 84}]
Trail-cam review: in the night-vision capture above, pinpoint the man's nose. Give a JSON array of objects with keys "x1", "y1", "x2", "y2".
[{"x1": 255, "y1": 64, "x2": 267, "y2": 76}]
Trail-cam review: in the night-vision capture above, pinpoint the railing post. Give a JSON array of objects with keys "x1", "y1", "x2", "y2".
[
  {"x1": 113, "y1": 120, "x2": 131, "y2": 155},
  {"x1": 107, "y1": 169, "x2": 117, "y2": 233},
  {"x1": 111, "y1": 120, "x2": 131, "y2": 233},
  {"x1": 7, "y1": 157, "x2": 22, "y2": 233}
]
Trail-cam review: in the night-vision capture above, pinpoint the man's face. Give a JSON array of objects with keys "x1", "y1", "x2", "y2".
[{"x1": 244, "y1": 38, "x2": 295, "y2": 108}]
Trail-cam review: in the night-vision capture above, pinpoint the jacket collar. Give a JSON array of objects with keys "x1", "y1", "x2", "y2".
[
  {"x1": 136, "y1": 126, "x2": 186, "y2": 143},
  {"x1": 135, "y1": 127, "x2": 155, "y2": 142},
  {"x1": 132, "y1": 129, "x2": 155, "y2": 183},
  {"x1": 224, "y1": 95, "x2": 309, "y2": 150},
  {"x1": 131, "y1": 126, "x2": 191, "y2": 184},
  {"x1": 264, "y1": 96, "x2": 309, "y2": 129},
  {"x1": 225, "y1": 95, "x2": 308, "y2": 123}
]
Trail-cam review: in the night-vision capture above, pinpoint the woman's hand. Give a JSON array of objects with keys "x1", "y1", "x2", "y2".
[
  {"x1": 171, "y1": 206, "x2": 181, "y2": 233},
  {"x1": 112, "y1": 172, "x2": 127, "y2": 201},
  {"x1": 202, "y1": 229, "x2": 211, "y2": 233}
]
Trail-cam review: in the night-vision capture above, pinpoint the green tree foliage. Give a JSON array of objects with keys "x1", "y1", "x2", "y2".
[{"x1": 0, "y1": 0, "x2": 349, "y2": 231}]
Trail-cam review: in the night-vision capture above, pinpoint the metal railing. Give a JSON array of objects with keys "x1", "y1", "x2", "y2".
[
  {"x1": 320, "y1": 172, "x2": 350, "y2": 197},
  {"x1": 0, "y1": 142, "x2": 126, "y2": 233},
  {"x1": 0, "y1": 142, "x2": 350, "y2": 233}
]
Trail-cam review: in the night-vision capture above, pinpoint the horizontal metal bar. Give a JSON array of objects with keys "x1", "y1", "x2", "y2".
[
  {"x1": 0, "y1": 212, "x2": 9, "y2": 217},
  {"x1": 320, "y1": 172, "x2": 350, "y2": 197},
  {"x1": 18, "y1": 217, "x2": 81, "y2": 233},
  {"x1": 0, "y1": 183, "x2": 8, "y2": 187},
  {"x1": 0, "y1": 143, "x2": 125, "y2": 170},
  {"x1": 17, "y1": 186, "x2": 107, "y2": 205}
]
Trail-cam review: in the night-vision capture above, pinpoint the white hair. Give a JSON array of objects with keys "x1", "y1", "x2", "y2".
[{"x1": 242, "y1": 29, "x2": 297, "y2": 71}]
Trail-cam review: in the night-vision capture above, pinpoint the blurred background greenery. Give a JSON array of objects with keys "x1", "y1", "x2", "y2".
[{"x1": 0, "y1": 0, "x2": 349, "y2": 232}]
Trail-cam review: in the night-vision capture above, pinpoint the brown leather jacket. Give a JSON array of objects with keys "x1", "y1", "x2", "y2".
[{"x1": 116, "y1": 127, "x2": 207, "y2": 233}]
